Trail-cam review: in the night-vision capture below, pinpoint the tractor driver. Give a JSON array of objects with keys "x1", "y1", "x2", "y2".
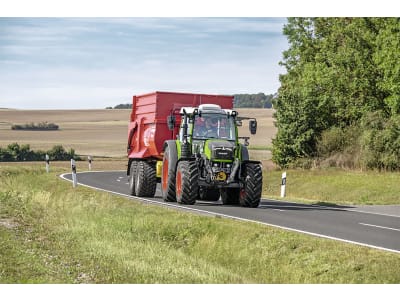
[{"x1": 195, "y1": 116, "x2": 218, "y2": 138}]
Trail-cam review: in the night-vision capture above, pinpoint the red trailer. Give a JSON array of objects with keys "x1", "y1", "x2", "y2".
[{"x1": 127, "y1": 91, "x2": 233, "y2": 160}]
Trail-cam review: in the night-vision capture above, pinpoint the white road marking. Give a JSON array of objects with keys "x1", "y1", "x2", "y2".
[
  {"x1": 359, "y1": 223, "x2": 400, "y2": 232},
  {"x1": 266, "y1": 199, "x2": 400, "y2": 218}
]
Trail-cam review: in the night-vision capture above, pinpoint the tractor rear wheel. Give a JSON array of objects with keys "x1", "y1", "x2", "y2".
[
  {"x1": 161, "y1": 145, "x2": 178, "y2": 202},
  {"x1": 135, "y1": 161, "x2": 157, "y2": 197},
  {"x1": 239, "y1": 163, "x2": 262, "y2": 208},
  {"x1": 221, "y1": 188, "x2": 240, "y2": 205},
  {"x1": 176, "y1": 160, "x2": 198, "y2": 205}
]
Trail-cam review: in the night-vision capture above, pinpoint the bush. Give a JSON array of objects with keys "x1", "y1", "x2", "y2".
[
  {"x1": 0, "y1": 143, "x2": 80, "y2": 162},
  {"x1": 314, "y1": 111, "x2": 400, "y2": 171},
  {"x1": 360, "y1": 113, "x2": 400, "y2": 171},
  {"x1": 316, "y1": 125, "x2": 362, "y2": 169},
  {"x1": 11, "y1": 122, "x2": 59, "y2": 131}
]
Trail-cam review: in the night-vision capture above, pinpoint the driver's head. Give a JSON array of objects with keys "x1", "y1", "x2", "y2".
[{"x1": 206, "y1": 117, "x2": 217, "y2": 128}]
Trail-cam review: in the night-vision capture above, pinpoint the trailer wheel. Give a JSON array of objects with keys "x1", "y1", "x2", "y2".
[
  {"x1": 135, "y1": 161, "x2": 157, "y2": 197},
  {"x1": 199, "y1": 187, "x2": 220, "y2": 201},
  {"x1": 129, "y1": 160, "x2": 138, "y2": 196},
  {"x1": 220, "y1": 188, "x2": 239, "y2": 205},
  {"x1": 176, "y1": 161, "x2": 198, "y2": 205},
  {"x1": 161, "y1": 145, "x2": 177, "y2": 202},
  {"x1": 239, "y1": 163, "x2": 262, "y2": 208}
]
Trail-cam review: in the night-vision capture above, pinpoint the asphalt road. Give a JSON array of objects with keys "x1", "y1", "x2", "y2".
[{"x1": 61, "y1": 171, "x2": 400, "y2": 254}]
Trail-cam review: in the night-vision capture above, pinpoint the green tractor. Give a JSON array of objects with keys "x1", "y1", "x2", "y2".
[{"x1": 161, "y1": 104, "x2": 263, "y2": 207}]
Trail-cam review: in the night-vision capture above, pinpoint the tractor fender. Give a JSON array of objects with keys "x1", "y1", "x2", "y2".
[{"x1": 240, "y1": 144, "x2": 249, "y2": 161}]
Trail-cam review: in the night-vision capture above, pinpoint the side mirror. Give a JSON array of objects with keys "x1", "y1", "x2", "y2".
[
  {"x1": 249, "y1": 119, "x2": 257, "y2": 135},
  {"x1": 167, "y1": 115, "x2": 175, "y2": 130}
]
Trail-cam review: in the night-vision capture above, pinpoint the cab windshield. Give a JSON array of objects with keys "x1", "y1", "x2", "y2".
[{"x1": 192, "y1": 113, "x2": 235, "y2": 140}]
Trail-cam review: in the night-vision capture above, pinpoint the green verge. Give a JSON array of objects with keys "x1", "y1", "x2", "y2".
[
  {"x1": 263, "y1": 169, "x2": 400, "y2": 205},
  {"x1": 0, "y1": 166, "x2": 399, "y2": 283}
]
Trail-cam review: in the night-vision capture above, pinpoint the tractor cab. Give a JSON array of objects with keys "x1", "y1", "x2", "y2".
[{"x1": 179, "y1": 104, "x2": 237, "y2": 142}]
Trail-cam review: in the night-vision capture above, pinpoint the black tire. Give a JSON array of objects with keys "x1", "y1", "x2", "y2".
[
  {"x1": 239, "y1": 163, "x2": 262, "y2": 208},
  {"x1": 135, "y1": 161, "x2": 157, "y2": 197},
  {"x1": 129, "y1": 160, "x2": 138, "y2": 196},
  {"x1": 199, "y1": 187, "x2": 220, "y2": 201},
  {"x1": 221, "y1": 188, "x2": 240, "y2": 205},
  {"x1": 176, "y1": 161, "x2": 198, "y2": 205},
  {"x1": 161, "y1": 144, "x2": 178, "y2": 202}
]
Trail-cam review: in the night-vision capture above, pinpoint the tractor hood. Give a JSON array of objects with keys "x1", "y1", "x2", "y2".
[{"x1": 205, "y1": 140, "x2": 235, "y2": 161}]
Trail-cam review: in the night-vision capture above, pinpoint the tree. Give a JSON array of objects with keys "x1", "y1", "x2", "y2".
[
  {"x1": 272, "y1": 18, "x2": 400, "y2": 168},
  {"x1": 374, "y1": 18, "x2": 400, "y2": 115}
]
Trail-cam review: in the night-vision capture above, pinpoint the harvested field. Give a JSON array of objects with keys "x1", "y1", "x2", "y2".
[
  {"x1": 0, "y1": 109, "x2": 130, "y2": 157},
  {"x1": 0, "y1": 108, "x2": 276, "y2": 160}
]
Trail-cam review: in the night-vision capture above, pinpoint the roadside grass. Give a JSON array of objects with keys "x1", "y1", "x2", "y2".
[
  {"x1": 1, "y1": 165, "x2": 399, "y2": 283},
  {"x1": 263, "y1": 168, "x2": 400, "y2": 206}
]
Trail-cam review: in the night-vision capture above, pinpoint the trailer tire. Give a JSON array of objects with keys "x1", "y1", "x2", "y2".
[
  {"x1": 221, "y1": 188, "x2": 240, "y2": 205},
  {"x1": 199, "y1": 187, "x2": 220, "y2": 201},
  {"x1": 239, "y1": 163, "x2": 262, "y2": 208},
  {"x1": 135, "y1": 161, "x2": 157, "y2": 197},
  {"x1": 129, "y1": 160, "x2": 138, "y2": 196},
  {"x1": 176, "y1": 160, "x2": 198, "y2": 205},
  {"x1": 161, "y1": 144, "x2": 178, "y2": 202}
]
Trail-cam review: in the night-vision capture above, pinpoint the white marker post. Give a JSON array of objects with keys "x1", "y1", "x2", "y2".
[
  {"x1": 45, "y1": 154, "x2": 50, "y2": 173},
  {"x1": 71, "y1": 159, "x2": 77, "y2": 188},
  {"x1": 280, "y1": 171, "x2": 287, "y2": 198},
  {"x1": 88, "y1": 156, "x2": 92, "y2": 171}
]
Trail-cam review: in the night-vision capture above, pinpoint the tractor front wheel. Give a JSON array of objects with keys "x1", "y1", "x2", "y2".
[
  {"x1": 176, "y1": 161, "x2": 198, "y2": 205},
  {"x1": 239, "y1": 163, "x2": 262, "y2": 208}
]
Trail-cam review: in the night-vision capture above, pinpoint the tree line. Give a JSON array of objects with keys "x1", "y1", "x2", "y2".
[
  {"x1": 107, "y1": 93, "x2": 276, "y2": 109},
  {"x1": 233, "y1": 93, "x2": 275, "y2": 108},
  {"x1": 273, "y1": 18, "x2": 400, "y2": 170},
  {"x1": 0, "y1": 143, "x2": 80, "y2": 162}
]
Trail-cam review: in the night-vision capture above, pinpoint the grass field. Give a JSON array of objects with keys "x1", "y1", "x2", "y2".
[
  {"x1": 1, "y1": 165, "x2": 399, "y2": 283},
  {"x1": 1, "y1": 108, "x2": 399, "y2": 284}
]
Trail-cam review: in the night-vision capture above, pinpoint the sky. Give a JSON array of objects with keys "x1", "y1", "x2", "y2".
[
  {"x1": 0, "y1": 17, "x2": 289, "y2": 109},
  {"x1": 1, "y1": 0, "x2": 391, "y2": 110}
]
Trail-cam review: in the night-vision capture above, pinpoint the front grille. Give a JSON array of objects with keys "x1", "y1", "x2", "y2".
[{"x1": 213, "y1": 147, "x2": 234, "y2": 160}]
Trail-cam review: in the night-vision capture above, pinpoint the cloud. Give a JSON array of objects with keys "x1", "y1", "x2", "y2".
[{"x1": 0, "y1": 18, "x2": 288, "y2": 109}]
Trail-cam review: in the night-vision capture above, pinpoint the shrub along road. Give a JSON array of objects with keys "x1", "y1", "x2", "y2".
[{"x1": 61, "y1": 171, "x2": 400, "y2": 254}]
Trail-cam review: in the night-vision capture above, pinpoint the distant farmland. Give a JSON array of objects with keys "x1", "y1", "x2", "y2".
[{"x1": 0, "y1": 108, "x2": 276, "y2": 159}]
